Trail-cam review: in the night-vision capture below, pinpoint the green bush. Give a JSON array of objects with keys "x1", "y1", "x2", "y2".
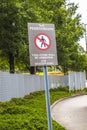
[{"x1": 0, "y1": 86, "x2": 84, "y2": 130}]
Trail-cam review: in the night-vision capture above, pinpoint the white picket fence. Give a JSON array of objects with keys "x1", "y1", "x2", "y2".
[{"x1": 0, "y1": 71, "x2": 86, "y2": 102}]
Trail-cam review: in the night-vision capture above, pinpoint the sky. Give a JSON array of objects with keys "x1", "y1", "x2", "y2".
[{"x1": 69, "y1": 0, "x2": 87, "y2": 50}]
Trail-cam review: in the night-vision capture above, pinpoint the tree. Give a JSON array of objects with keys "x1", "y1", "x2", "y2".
[
  {"x1": 0, "y1": 0, "x2": 85, "y2": 74},
  {"x1": 0, "y1": 0, "x2": 31, "y2": 73},
  {"x1": 55, "y1": 2, "x2": 84, "y2": 72},
  {"x1": 0, "y1": 0, "x2": 22, "y2": 73},
  {"x1": 31, "y1": 0, "x2": 84, "y2": 73}
]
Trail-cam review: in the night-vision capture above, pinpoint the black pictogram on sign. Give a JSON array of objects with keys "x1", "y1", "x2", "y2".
[{"x1": 34, "y1": 33, "x2": 51, "y2": 50}]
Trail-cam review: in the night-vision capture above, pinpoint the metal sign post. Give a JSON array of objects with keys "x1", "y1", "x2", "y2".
[{"x1": 43, "y1": 66, "x2": 52, "y2": 130}]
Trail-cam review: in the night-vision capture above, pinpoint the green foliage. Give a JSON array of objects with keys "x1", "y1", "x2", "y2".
[
  {"x1": 0, "y1": 87, "x2": 87, "y2": 130},
  {"x1": 51, "y1": 86, "x2": 69, "y2": 92},
  {"x1": 0, "y1": 0, "x2": 86, "y2": 73},
  {"x1": 0, "y1": 87, "x2": 72, "y2": 130}
]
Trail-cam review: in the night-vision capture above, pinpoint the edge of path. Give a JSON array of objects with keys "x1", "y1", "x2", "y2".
[{"x1": 51, "y1": 93, "x2": 87, "y2": 110}]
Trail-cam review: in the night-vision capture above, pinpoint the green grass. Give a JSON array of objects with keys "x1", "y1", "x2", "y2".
[{"x1": 0, "y1": 86, "x2": 86, "y2": 130}]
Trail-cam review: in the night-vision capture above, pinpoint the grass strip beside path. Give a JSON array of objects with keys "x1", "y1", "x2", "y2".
[{"x1": 0, "y1": 86, "x2": 87, "y2": 130}]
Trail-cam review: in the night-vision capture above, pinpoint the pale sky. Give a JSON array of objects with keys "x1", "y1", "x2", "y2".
[{"x1": 70, "y1": 0, "x2": 87, "y2": 50}]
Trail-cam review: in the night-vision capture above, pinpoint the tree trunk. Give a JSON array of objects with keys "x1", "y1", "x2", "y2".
[
  {"x1": 8, "y1": 53, "x2": 15, "y2": 73},
  {"x1": 30, "y1": 66, "x2": 36, "y2": 74}
]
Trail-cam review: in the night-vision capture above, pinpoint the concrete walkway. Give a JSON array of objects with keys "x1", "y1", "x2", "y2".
[{"x1": 51, "y1": 95, "x2": 87, "y2": 130}]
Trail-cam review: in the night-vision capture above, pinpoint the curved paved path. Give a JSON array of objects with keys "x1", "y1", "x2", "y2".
[{"x1": 51, "y1": 95, "x2": 87, "y2": 130}]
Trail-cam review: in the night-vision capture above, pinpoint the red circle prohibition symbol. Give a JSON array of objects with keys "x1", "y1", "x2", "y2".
[{"x1": 34, "y1": 33, "x2": 51, "y2": 50}]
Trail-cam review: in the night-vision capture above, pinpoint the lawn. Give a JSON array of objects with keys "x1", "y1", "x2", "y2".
[{"x1": 0, "y1": 86, "x2": 86, "y2": 130}]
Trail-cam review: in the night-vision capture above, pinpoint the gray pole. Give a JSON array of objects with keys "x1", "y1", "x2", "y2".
[
  {"x1": 84, "y1": 24, "x2": 87, "y2": 51},
  {"x1": 43, "y1": 66, "x2": 52, "y2": 130}
]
